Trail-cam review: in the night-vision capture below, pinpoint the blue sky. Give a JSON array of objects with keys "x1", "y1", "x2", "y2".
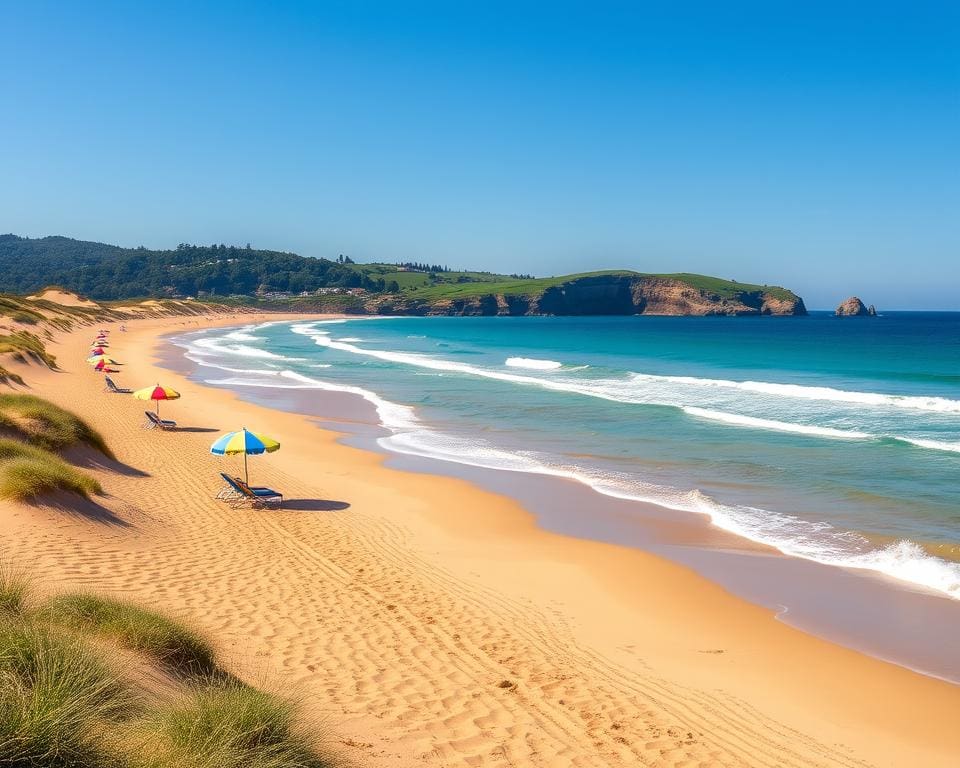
[{"x1": 1, "y1": 1, "x2": 957, "y2": 309}]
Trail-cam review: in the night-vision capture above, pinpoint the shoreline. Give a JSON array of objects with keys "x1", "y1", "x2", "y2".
[
  {"x1": 167, "y1": 317, "x2": 960, "y2": 685},
  {"x1": 1, "y1": 312, "x2": 959, "y2": 766}
]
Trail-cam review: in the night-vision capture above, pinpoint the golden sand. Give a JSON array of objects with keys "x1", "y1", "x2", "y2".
[
  {"x1": 26, "y1": 288, "x2": 101, "y2": 307},
  {"x1": 1, "y1": 314, "x2": 958, "y2": 767}
]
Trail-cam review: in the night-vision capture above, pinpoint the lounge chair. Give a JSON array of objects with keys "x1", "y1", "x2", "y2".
[
  {"x1": 227, "y1": 477, "x2": 282, "y2": 508},
  {"x1": 104, "y1": 376, "x2": 133, "y2": 394},
  {"x1": 216, "y1": 472, "x2": 252, "y2": 500},
  {"x1": 143, "y1": 411, "x2": 177, "y2": 430},
  {"x1": 216, "y1": 472, "x2": 240, "y2": 499}
]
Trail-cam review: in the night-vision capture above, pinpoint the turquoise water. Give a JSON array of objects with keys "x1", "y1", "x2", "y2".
[{"x1": 176, "y1": 313, "x2": 960, "y2": 599}]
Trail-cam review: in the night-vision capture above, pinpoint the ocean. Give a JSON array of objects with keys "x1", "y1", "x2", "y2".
[{"x1": 174, "y1": 313, "x2": 960, "y2": 605}]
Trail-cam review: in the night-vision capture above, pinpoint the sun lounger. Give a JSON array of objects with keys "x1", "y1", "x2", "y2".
[
  {"x1": 143, "y1": 411, "x2": 177, "y2": 430},
  {"x1": 238, "y1": 480, "x2": 283, "y2": 507},
  {"x1": 216, "y1": 472, "x2": 252, "y2": 499},
  {"x1": 222, "y1": 476, "x2": 282, "y2": 508},
  {"x1": 216, "y1": 472, "x2": 239, "y2": 499},
  {"x1": 104, "y1": 376, "x2": 133, "y2": 394}
]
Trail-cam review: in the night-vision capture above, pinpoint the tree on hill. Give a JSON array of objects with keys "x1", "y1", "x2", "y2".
[{"x1": 0, "y1": 235, "x2": 381, "y2": 299}]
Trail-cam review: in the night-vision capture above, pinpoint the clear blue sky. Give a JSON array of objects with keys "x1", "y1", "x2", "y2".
[{"x1": 1, "y1": 1, "x2": 957, "y2": 309}]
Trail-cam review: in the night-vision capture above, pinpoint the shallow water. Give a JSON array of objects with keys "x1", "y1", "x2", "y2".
[{"x1": 174, "y1": 313, "x2": 960, "y2": 601}]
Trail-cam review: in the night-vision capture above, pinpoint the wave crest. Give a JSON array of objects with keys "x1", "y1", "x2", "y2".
[{"x1": 506, "y1": 357, "x2": 563, "y2": 370}]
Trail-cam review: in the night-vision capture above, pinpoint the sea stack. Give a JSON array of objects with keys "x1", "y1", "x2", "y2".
[{"x1": 835, "y1": 296, "x2": 875, "y2": 316}]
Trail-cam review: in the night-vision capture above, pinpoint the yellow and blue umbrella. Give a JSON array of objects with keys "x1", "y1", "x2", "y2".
[
  {"x1": 210, "y1": 428, "x2": 280, "y2": 484},
  {"x1": 132, "y1": 384, "x2": 180, "y2": 415},
  {"x1": 87, "y1": 355, "x2": 118, "y2": 365}
]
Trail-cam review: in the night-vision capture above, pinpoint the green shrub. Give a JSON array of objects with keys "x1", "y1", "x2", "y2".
[
  {"x1": 41, "y1": 594, "x2": 217, "y2": 678},
  {"x1": 0, "y1": 621, "x2": 133, "y2": 766},
  {"x1": 142, "y1": 684, "x2": 331, "y2": 768},
  {"x1": 0, "y1": 394, "x2": 113, "y2": 457},
  {"x1": 0, "y1": 440, "x2": 102, "y2": 500}
]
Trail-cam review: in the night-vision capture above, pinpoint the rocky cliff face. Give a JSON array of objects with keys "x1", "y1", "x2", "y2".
[
  {"x1": 367, "y1": 274, "x2": 807, "y2": 317},
  {"x1": 835, "y1": 297, "x2": 876, "y2": 316}
]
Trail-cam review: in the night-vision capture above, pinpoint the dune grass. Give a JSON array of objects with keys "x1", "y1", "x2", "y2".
[
  {"x1": 0, "y1": 562, "x2": 29, "y2": 616},
  {"x1": 0, "y1": 620, "x2": 134, "y2": 766},
  {"x1": 0, "y1": 365, "x2": 26, "y2": 387},
  {"x1": 0, "y1": 296, "x2": 47, "y2": 326},
  {"x1": 0, "y1": 572, "x2": 337, "y2": 768},
  {"x1": 40, "y1": 593, "x2": 218, "y2": 678},
  {"x1": 0, "y1": 393, "x2": 113, "y2": 457},
  {"x1": 141, "y1": 684, "x2": 332, "y2": 768},
  {"x1": 0, "y1": 438, "x2": 102, "y2": 501},
  {"x1": 0, "y1": 329, "x2": 58, "y2": 368}
]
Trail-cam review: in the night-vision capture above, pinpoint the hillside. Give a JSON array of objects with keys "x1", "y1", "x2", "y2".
[
  {"x1": 0, "y1": 235, "x2": 524, "y2": 300},
  {"x1": 367, "y1": 271, "x2": 806, "y2": 316},
  {"x1": 0, "y1": 235, "x2": 806, "y2": 316}
]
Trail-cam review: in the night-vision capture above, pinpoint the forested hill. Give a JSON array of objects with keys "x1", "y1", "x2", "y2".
[
  {"x1": 0, "y1": 235, "x2": 374, "y2": 299},
  {"x1": 0, "y1": 234, "x2": 807, "y2": 316}
]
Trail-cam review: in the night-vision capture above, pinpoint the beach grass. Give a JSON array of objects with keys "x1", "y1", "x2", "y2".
[
  {"x1": 0, "y1": 620, "x2": 134, "y2": 766},
  {"x1": 0, "y1": 439, "x2": 103, "y2": 501},
  {"x1": 0, "y1": 329, "x2": 58, "y2": 368},
  {"x1": 140, "y1": 683, "x2": 334, "y2": 768},
  {"x1": 0, "y1": 562, "x2": 29, "y2": 616},
  {"x1": 0, "y1": 365, "x2": 26, "y2": 387},
  {"x1": 0, "y1": 393, "x2": 114, "y2": 457},
  {"x1": 0, "y1": 296, "x2": 48, "y2": 325},
  {"x1": 40, "y1": 593, "x2": 218, "y2": 679},
  {"x1": 0, "y1": 569, "x2": 336, "y2": 768}
]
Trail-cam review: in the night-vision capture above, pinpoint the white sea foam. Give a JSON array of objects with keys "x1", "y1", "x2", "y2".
[
  {"x1": 191, "y1": 337, "x2": 294, "y2": 360},
  {"x1": 683, "y1": 407, "x2": 871, "y2": 439},
  {"x1": 634, "y1": 373, "x2": 960, "y2": 414},
  {"x1": 684, "y1": 409, "x2": 960, "y2": 452},
  {"x1": 895, "y1": 437, "x2": 960, "y2": 453},
  {"x1": 506, "y1": 357, "x2": 563, "y2": 370},
  {"x1": 223, "y1": 326, "x2": 262, "y2": 342},
  {"x1": 278, "y1": 370, "x2": 418, "y2": 430}
]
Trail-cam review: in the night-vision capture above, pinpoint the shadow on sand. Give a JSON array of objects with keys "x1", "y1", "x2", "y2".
[
  {"x1": 64, "y1": 446, "x2": 150, "y2": 478},
  {"x1": 35, "y1": 492, "x2": 132, "y2": 528},
  {"x1": 281, "y1": 499, "x2": 351, "y2": 512}
]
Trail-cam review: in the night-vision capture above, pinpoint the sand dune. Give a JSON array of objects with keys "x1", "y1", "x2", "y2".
[
  {"x1": 0, "y1": 314, "x2": 957, "y2": 767},
  {"x1": 27, "y1": 288, "x2": 100, "y2": 307}
]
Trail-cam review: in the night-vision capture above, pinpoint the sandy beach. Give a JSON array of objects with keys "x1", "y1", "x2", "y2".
[{"x1": 1, "y1": 312, "x2": 958, "y2": 768}]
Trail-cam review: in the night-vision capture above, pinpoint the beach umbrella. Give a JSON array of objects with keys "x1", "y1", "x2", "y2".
[
  {"x1": 133, "y1": 384, "x2": 181, "y2": 415},
  {"x1": 89, "y1": 347, "x2": 107, "y2": 356},
  {"x1": 210, "y1": 428, "x2": 280, "y2": 484},
  {"x1": 87, "y1": 355, "x2": 118, "y2": 365}
]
